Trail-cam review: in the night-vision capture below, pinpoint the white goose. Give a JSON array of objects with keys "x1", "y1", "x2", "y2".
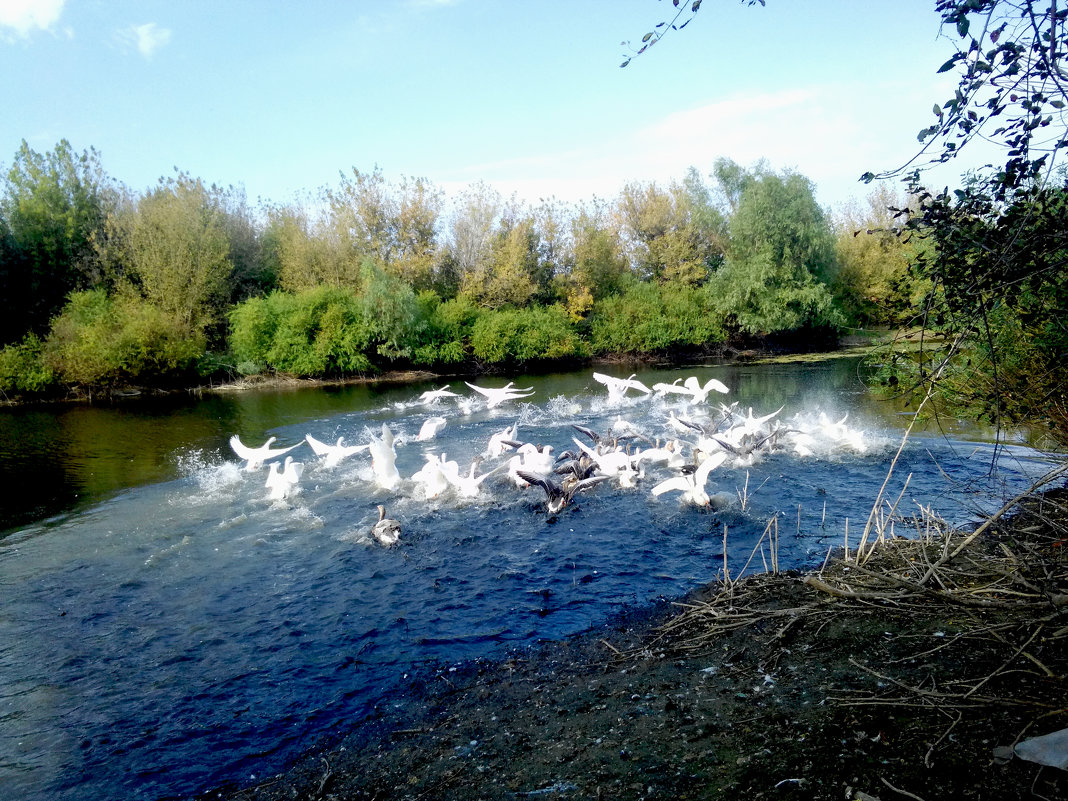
[
  {"x1": 411, "y1": 452, "x2": 455, "y2": 499},
  {"x1": 441, "y1": 456, "x2": 503, "y2": 498},
  {"x1": 681, "y1": 375, "x2": 731, "y2": 404},
  {"x1": 418, "y1": 385, "x2": 458, "y2": 404},
  {"x1": 265, "y1": 456, "x2": 304, "y2": 500},
  {"x1": 464, "y1": 381, "x2": 535, "y2": 408},
  {"x1": 415, "y1": 416, "x2": 447, "y2": 441},
  {"x1": 485, "y1": 421, "x2": 520, "y2": 458},
  {"x1": 651, "y1": 451, "x2": 728, "y2": 507},
  {"x1": 592, "y1": 372, "x2": 652, "y2": 403},
  {"x1": 229, "y1": 435, "x2": 303, "y2": 471},
  {"x1": 368, "y1": 423, "x2": 402, "y2": 491},
  {"x1": 305, "y1": 434, "x2": 370, "y2": 468}
]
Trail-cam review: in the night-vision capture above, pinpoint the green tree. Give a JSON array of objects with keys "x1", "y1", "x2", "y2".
[
  {"x1": 0, "y1": 139, "x2": 116, "y2": 344},
  {"x1": 264, "y1": 200, "x2": 356, "y2": 292},
  {"x1": 107, "y1": 173, "x2": 233, "y2": 338},
  {"x1": 708, "y1": 161, "x2": 841, "y2": 335},
  {"x1": 326, "y1": 167, "x2": 443, "y2": 289},
  {"x1": 832, "y1": 185, "x2": 927, "y2": 326},
  {"x1": 615, "y1": 177, "x2": 723, "y2": 285},
  {"x1": 459, "y1": 214, "x2": 541, "y2": 310}
]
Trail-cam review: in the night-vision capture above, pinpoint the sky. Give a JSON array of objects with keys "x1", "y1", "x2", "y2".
[{"x1": 0, "y1": 0, "x2": 998, "y2": 214}]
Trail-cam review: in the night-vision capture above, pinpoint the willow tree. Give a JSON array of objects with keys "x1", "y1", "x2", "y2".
[{"x1": 708, "y1": 161, "x2": 841, "y2": 336}]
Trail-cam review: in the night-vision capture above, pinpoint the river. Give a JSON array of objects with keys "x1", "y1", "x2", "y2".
[{"x1": 0, "y1": 359, "x2": 1053, "y2": 800}]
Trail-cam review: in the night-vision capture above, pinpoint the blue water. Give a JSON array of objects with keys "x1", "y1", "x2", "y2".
[{"x1": 0, "y1": 360, "x2": 1054, "y2": 800}]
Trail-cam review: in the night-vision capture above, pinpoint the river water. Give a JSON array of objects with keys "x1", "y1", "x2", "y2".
[{"x1": 0, "y1": 359, "x2": 1054, "y2": 800}]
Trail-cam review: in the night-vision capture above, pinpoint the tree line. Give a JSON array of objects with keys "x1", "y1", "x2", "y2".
[{"x1": 0, "y1": 138, "x2": 925, "y2": 398}]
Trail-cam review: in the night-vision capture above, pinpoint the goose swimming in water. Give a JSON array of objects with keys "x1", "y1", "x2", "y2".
[
  {"x1": 371, "y1": 505, "x2": 401, "y2": 546},
  {"x1": 305, "y1": 434, "x2": 370, "y2": 468},
  {"x1": 229, "y1": 435, "x2": 303, "y2": 471},
  {"x1": 265, "y1": 455, "x2": 304, "y2": 500},
  {"x1": 516, "y1": 471, "x2": 610, "y2": 514}
]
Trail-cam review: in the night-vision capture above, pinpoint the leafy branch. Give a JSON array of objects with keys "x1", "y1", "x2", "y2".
[{"x1": 620, "y1": 0, "x2": 765, "y2": 68}]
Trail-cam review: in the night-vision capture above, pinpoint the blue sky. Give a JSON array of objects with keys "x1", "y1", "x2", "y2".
[{"x1": 1, "y1": 0, "x2": 991, "y2": 212}]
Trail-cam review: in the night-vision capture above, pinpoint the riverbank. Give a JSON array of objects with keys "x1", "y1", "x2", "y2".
[
  {"x1": 205, "y1": 484, "x2": 1067, "y2": 801},
  {"x1": 1, "y1": 330, "x2": 895, "y2": 408}
]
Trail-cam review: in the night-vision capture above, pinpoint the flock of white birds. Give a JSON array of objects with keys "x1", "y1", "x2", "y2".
[{"x1": 228, "y1": 372, "x2": 873, "y2": 547}]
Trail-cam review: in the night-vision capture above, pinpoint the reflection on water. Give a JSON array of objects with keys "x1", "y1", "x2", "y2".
[{"x1": 0, "y1": 359, "x2": 1055, "y2": 801}]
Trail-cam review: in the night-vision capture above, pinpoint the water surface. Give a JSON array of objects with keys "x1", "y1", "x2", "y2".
[{"x1": 0, "y1": 360, "x2": 1052, "y2": 800}]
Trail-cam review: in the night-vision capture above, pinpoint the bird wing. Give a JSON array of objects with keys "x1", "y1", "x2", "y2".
[
  {"x1": 305, "y1": 433, "x2": 332, "y2": 458},
  {"x1": 652, "y1": 382, "x2": 692, "y2": 395},
  {"x1": 623, "y1": 377, "x2": 653, "y2": 394},
  {"x1": 515, "y1": 470, "x2": 560, "y2": 500},
  {"x1": 229, "y1": 435, "x2": 258, "y2": 460},
  {"x1": 703, "y1": 378, "x2": 730, "y2": 395},
  {"x1": 695, "y1": 451, "x2": 728, "y2": 487},
  {"x1": 592, "y1": 372, "x2": 618, "y2": 388},
  {"x1": 651, "y1": 476, "x2": 691, "y2": 497}
]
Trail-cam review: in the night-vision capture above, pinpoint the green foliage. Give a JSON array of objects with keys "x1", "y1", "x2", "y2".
[
  {"x1": 42, "y1": 289, "x2": 203, "y2": 387},
  {"x1": 229, "y1": 287, "x2": 373, "y2": 377},
  {"x1": 0, "y1": 139, "x2": 115, "y2": 344},
  {"x1": 411, "y1": 293, "x2": 475, "y2": 366},
  {"x1": 107, "y1": 173, "x2": 233, "y2": 338},
  {"x1": 589, "y1": 280, "x2": 725, "y2": 354},
  {"x1": 357, "y1": 262, "x2": 422, "y2": 359},
  {"x1": 832, "y1": 186, "x2": 929, "y2": 326},
  {"x1": 470, "y1": 305, "x2": 587, "y2": 364},
  {"x1": 889, "y1": 178, "x2": 1068, "y2": 441},
  {"x1": 709, "y1": 162, "x2": 843, "y2": 335},
  {"x1": 0, "y1": 333, "x2": 55, "y2": 395}
]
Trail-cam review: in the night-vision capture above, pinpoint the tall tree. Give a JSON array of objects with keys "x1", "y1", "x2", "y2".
[
  {"x1": 0, "y1": 139, "x2": 115, "y2": 344},
  {"x1": 708, "y1": 162, "x2": 841, "y2": 335},
  {"x1": 108, "y1": 173, "x2": 232, "y2": 337}
]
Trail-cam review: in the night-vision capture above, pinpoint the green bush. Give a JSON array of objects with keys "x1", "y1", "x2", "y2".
[
  {"x1": 589, "y1": 281, "x2": 725, "y2": 354},
  {"x1": 43, "y1": 290, "x2": 202, "y2": 386},
  {"x1": 411, "y1": 294, "x2": 476, "y2": 366},
  {"x1": 260, "y1": 287, "x2": 373, "y2": 376},
  {"x1": 0, "y1": 333, "x2": 55, "y2": 395},
  {"x1": 470, "y1": 304, "x2": 587, "y2": 364}
]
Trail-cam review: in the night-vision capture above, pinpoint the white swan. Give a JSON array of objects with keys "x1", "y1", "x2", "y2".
[
  {"x1": 265, "y1": 455, "x2": 304, "y2": 500},
  {"x1": 441, "y1": 456, "x2": 503, "y2": 498},
  {"x1": 418, "y1": 385, "x2": 458, "y2": 404},
  {"x1": 370, "y1": 505, "x2": 401, "y2": 546},
  {"x1": 464, "y1": 381, "x2": 535, "y2": 408},
  {"x1": 229, "y1": 435, "x2": 303, "y2": 471},
  {"x1": 415, "y1": 416, "x2": 447, "y2": 441},
  {"x1": 651, "y1": 451, "x2": 728, "y2": 507},
  {"x1": 368, "y1": 423, "x2": 402, "y2": 490},
  {"x1": 592, "y1": 372, "x2": 652, "y2": 403},
  {"x1": 305, "y1": 434, "x2": 370, "y2": 468}
]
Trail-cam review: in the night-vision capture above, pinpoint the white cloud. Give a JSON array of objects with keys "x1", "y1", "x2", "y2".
[
  {"x1": 119, "y1": 21, "x2": 171, "y2": 58},
  {"x1": 0, "y1": 0, "x2": 65, "y2": 38},
  {"x1": 443, "y1": 80, "x2": 1002, "y2": 211}
]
